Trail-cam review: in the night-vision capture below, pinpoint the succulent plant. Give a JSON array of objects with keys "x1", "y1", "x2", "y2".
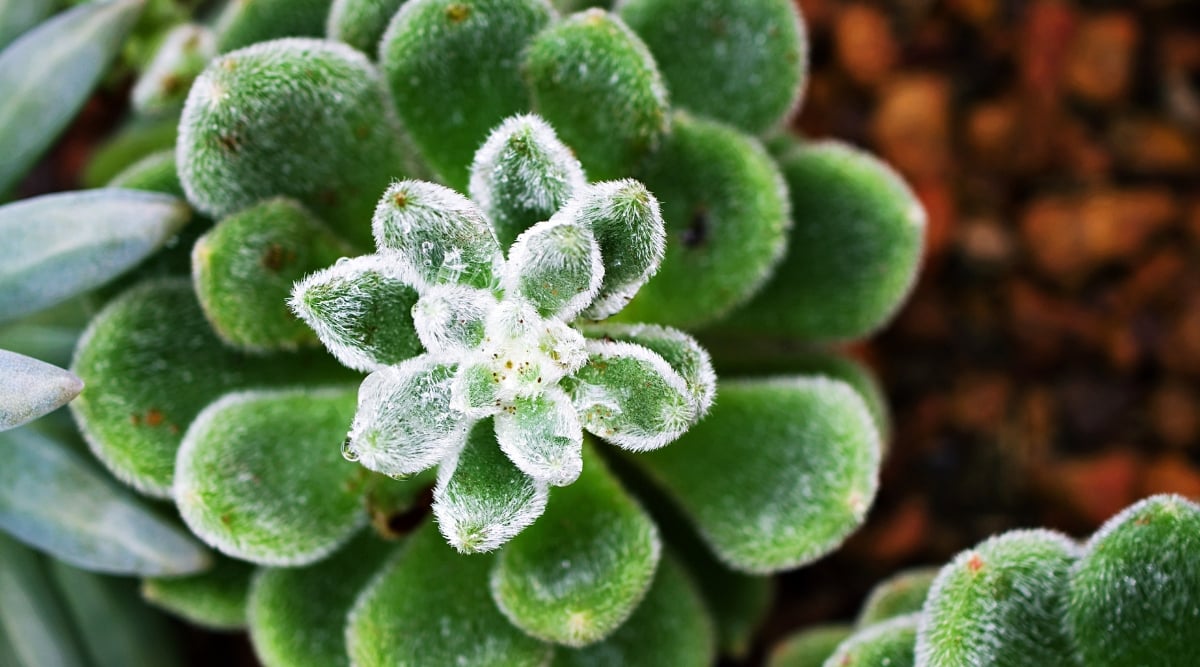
[{"x1": 0, "y1": 0, "x2": 927, "y2": 665}]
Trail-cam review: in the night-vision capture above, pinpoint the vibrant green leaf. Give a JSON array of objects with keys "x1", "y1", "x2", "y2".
[
  {"x1": 141, "y1": 556, "x2": 255, "y2": 630},
  {"x1": 767, "y1": 625, "x2": 853, "y2": 667},
  {"x1": 327, "y1": 0, "x2": 407, "y2": 55},
  {"x1": 107, "y1": 150, "x2": 183, "y2": 196},
  {"x1": 214, "y1": 0, "x2": 332, "y2": 52},
  {"x1": 0, "y1": 350, "x2": 82, "y2": 431},
  {"x1": 81, "y1": 115, "x2": 178, "y2": 188},
  {"x1": 825, "y1": 614, "x2": 918, "y2": 667},
  {"x1": 0, "y1": 189, "x2": 190, "y2": 323},
  {"x1": 0, "y1": 533, "x2": 88, "y2": 667},
  {"x1": 0, "y1": 0, "x2": 144, "y2": 193},
  {"x1": 175, "y1": 388, "x2": 367, "y2": 566},
  {"x1": 347, "y1": 520, "x2": 553, "y2": 667},
  {"x1": 580, "y1": 323, "x2": 715, "y2": 419},
  {"x1": 492, "y1": 442, "x2": 660, "y2": 646},
  {"x1": 856, "y1": 567, "x2": 937, "y2": 627},
  {"x1": 0, "y1": 427, "x2": 210, "y2": 576},
  {"x1": 131, "y1": 23, "x2": 215, "y2": 114},
  {"x1": 504, "y1": 218, "x2": 603, "y2": 320}
]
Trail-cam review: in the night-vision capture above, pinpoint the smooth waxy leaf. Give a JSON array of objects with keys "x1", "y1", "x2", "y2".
[
  {"x1": 618, "y1": 112, "x2": 790, "y2": 328},
  {"x1": 0, "y1": 189, "x2": 190, "y2": 323},
  {"x1": 194, "y1": 198, "x2": 353, "y2": 351},
  {"x1": 493, "y1": 442, "x2": 659, "y2": 645},
  {"x1": 433, "y1": 420, "x2": 549, "y2": 553},
  {"x1": 178, "y1": 38, "x2": 410, "y2": 246},
  {"x1": 1067, "y1": 494, "x2": 1200, "y2": 667},
  {"x1": 327, "y1": 0, "x2": 407, "y2": 54},
  {"x1": 618, "y1": 0, "x2": 806, "y2": 134},
  {"x1": 636, "y1": 376, "x2": 881, "y2": 574},
  {"x1": 0, "y1": 427, "x2": 210, "y2": 576},
  {"x1": 290, "y1": 254, "x2": 422, "y2": 372},
  {"x1": 372, "y1": 180, "x2": 503, "y2": 289},
  {"x1": 916, "y1": 530, "x2": 1081, "y2": 667},
  {"x1": 494, "y1": 386, "x2": 583, "y2": 486},
  {"x1": 825, "y1": 614, "x2": 918, "y2": 667},
  {"x1": 559, "y1": 180, "x2": 664, "y2": 320},
  {"x1": 347, "y1": 520, "x2": 553, "y2": 667},
  {"x1": 175, "y1": 388, "x2": 367, "y2": 566},
  {"x1": 131, "y1": 23, "x2": 215, "y2": 114},
  {"x1": 0, "y1": 0, "x2": 144, "y2": 193},
  {"x1": 0, "y1": 351, "x2": 82, "y2": 431},
  {"x1": 0, "y1": 0, "x2": 54, "y2": 50},
  {"x1": 248, "y1": 531, "x2": 396, "y2": 667},
  {"x1": 767, "y1": 625, "x2": 853, "y2": 667},
  {"x1": 524, "y1": 9, "x2": 669, "y2": 180},
  {"x1": 470, "y1": 113, "x2": 587, "y2": 249},
  {"x1": 380, "y1": 0, "x2": 553, "y2": 190},
  {"x1": 551, "y1": 555, "x2": 714, "y2": 666},
  {"x1": 0, "y1": 533, "x2": 88, "y2": 667},
  {"x1": 142, "y1": 556, "x2": 255, "y2": 630},
  {"x1": 504, "y1": 217, "x2": 603, "y2": 320},
  {"x1": 727, "y1": 139, "x2": 925, "y2": 341},
  {"x1": 580, "y1": 323, "x2": 715, "y2": 418},
  {"x1": 214, "y1": 0, "x2": 332, "y2": 52},
  {"x1": 857, "y1": 567, "x2": 938, "y2": 627},
  {"x1": 71, "y1": 279, "x2": 350, "y2": 496}
]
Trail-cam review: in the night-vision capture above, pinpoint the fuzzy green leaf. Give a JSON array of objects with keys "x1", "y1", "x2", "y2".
[
  {"x1": 580, "y1": 323, "x2": 715, "y2": 419},
  {"x1": 470, "y1": 114, "x2": 587, "y2": 249},
  {"x1": 916, "y1": 529, "x2": 1082, "y2": 667},
  {"x1": 550, "y1": 554, "x2": 714, "y2": 666},
  {"x1": 494, "y1": 386, "x2": 584, "y2": 486},
  {"x1": 433, "y1": 419, "x2": 549, "y2": 553},
  {"x1": 0, "y1": 0, "x2": 54, "y2": 50},
  {"x1": 0, "y1": 189, "x2": 190, "y2": 323},
  {"x1": 825, "y1": 614, "x2": 918, "y2": 667},
  {"x1": 767, "y1": 625, "x2": 853, "y2": 667},
  {"x1": 727, "y1": 139, "x2": 925, "y2": 341},
  {"x1": 0, "y1": 533, "x2": 88, "y2": 667},
  {"x1": 347, "y1": 520, "x2": 553, "y2": 667},
  {"x1": 1066, "y1": 494, "x2": 1200, "y2": 667},
  {"x1": 618, "y1": 0, "x2": 806, "y2": 134},
  {"x1": 504, "y1": 217, "x2": 603, "y2": 320},
  {"x1": 175, "y1": 388, "x2": 367, "y2": 566},
  {"x1": 327, "y1": 0, "x2": 407, "y2": 54},
  {"x1": 412, "y1": 284, "x2": 492, "y2": 354},
  {"x1": 178, "y1": 38, "x2": 410, "y2": 246},
  {"x1": 0, "y1": 426, "x2": 210, "y2": 577},
  {"x1": 617, "y1": 112, "x2": 790, "y2": 328},
  {"x1": 141, "y1": 556, "x2": 255, "y2": 630},
  {"x1": 214, "y1": 0, "x2": 332, "y2": 52},
  {"x1": 0, "y1": 351, "x2": 82, "y2": 431},
  {"x1": 857, "y1": 567, "x2": 938, "y2": 627},
  {"x1": 131, "y1": 23, "x2": 215, "y2": 114},
  {"x1": 524, "y1": 9, "x2": 669, "y2": 180},
  {"x1": 0, "y1": 0, "x2": 144, "y2": 193},
  {"x1": 70, "y1": 279, "x2": 350, "y2": 497},
  {"x1": 248, "y1": 531, "x2": 396, "y2": 667},
  {"x1": 107, "y1": 150, "x2": 184, "y2": 195},
  {"x1": 636, "y1": 376, "x2": 881, "y2": 574},
  {"x1": 492, "y1": 442, "x2": 660, "y2": 646},
  {"x1": 194, "y1": 198, "x2": 353, "y2": 351}
]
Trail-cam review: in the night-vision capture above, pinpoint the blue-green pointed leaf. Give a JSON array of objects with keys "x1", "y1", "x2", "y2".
[
  {"x1": 857, "y1": 567, "x2": 938, "y2": 627},
  {"x1": 0, "y1": 532, "x2": 88, "y2": 667},
  {"x1": 492, "y1": 442, "x2": 660, "y2": 646},
  {"x1": 0, "y1": 0, "x2": 54, "y2": 50},
  {"x1": 0, "y1": 427, "x2": 210, "y2": 577},
  {"x1": 0, "y1": 189, "x2": 191, "y2": 323},
  {"x1": 636, "y1": 376, "x2": 881, "y2": 574},
  {"x1": 141, "y1": 556, "x2": 255, "y2": 630},
  {"x1": 347, "y1": 520, "x2": 553, "y2": 667},
  {"x1": 175, "y1": 388, "x2": 367, "y2": 566},
  {"x1": 0, "y1": 350, "x2": 82, "y2": 431},
  {"x1": 767, "y1": 625, "x2": 853, "y2": 667},
  {"x1": 825, "y1": 614, "x2": 918, "y2": 667}
]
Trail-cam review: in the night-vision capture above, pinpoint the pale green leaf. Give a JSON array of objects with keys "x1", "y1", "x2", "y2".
[
  {"x1": 327, "y1": 0, "x2": 407, "y2": 54},
  {"x1": 856, "y1": 567, "x2": 938, "y2": 627},
  {"x1": 494, "y1": 386, "x2": 584, "y2": 487},
  {"x1": 214, "y1": 0, "x2": 333, "y2": 52},
  {"x1": 0, "y1": 533, "x2": 88, "y2": 667},
  {"x1": 0, "y1": 350, "x2": 82, "y2": 431},
  {"x1": 825, "y1": 614, "x2": 918, "y2": 667},
  {"x1": 141, "y1": 556, "x2": 255, "y2": 630},
  {"x1": 767, "y1": 625, "x2": 853, "y2": 667}
]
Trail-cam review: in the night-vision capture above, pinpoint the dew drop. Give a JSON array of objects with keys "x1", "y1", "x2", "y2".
[{"x1": 341, "y1": 437, "x2": 360, "y2": 462}]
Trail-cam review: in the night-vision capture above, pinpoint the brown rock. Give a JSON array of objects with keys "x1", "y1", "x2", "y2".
[
  {"x1": 835, "y1": 4, "x2": 899, "y2": 89},
  {"x1": 872, "y1": 75, "x2": 952, "y2": 180},
  {"x1": 1109, "y1": 118, "x2": 1198, "y2": 175},
  {"x1": 1064, "y1": 12, "x2": 1139, "y2": 105}
]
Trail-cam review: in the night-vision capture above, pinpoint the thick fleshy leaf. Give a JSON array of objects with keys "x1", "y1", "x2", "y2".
[
  {"x1": 142, "y1": 556, "x2": 255, "y2": 630},
  {"x1": 131, "y1": 23, "x2": 215, "y2": 114},
  {"x1": 856, "y1": 567, "x2": 938, "y2": 627},
  {"x1": 107, "y1": 150, "x2": 183, "y2": 195},
  {"x1": 346, "y1": 355, "x2": 469, "y2": 477},
  {"x1": 194, "y1": 198, "x2": 353, "y2": 352},
  {"x1": 635, "y1": 377, "x2": 881, "y2": 574},
  {"x1": 290, "y1": 254, "x2": 422, "y2": 372},
  {"x1": 916, "y1": 530, "x2": 1081, "y2": 667},
  {"x1": 0, "y1": 350, "x2": 82, "y2": 431},
  {"x1": 524, "y1": 9, "x2": 669, "y2": 180},
  {"x1": 71, "y1": 279, "x2": 351, "y2": 497},
  {"x1": 214, "y1": 0, "x2": 332, "y2": 52},
  {"x1": 347, "y1": 520, "x2": 553, "y2": 667},
  {"x1": 566, "y1": 339, "x2": 694, "y2": 451},
  {"x1": 467, "y1": 300, "x2": 590, "y2": 405},
  {"x1": 581, "y1": 323, "x2": 714, "y2": 418},
  {"x1": 1066, "y1": 494, "x2": 1200, "y2": 667},
  {"x1": 0, "y1": 427, "x2": 210, "y2": 577},
  {"x1": 432, "y1": 419, "x2": 549, "y2": 553},
  {"x1": 327, "y1": 0, "x2": 407, "y2": 54},
  {"x1": 504, "y1": 218, "x2": 604, "y2": 320},
  {"x1": 411, "y1": 284, "x2": 492, "y2": 355},
  {"x1": 81, "y1": 115, "x2": 178, "y2": 188},
  {"x1": 49, "y1": 563, "x2": 183, "y2": 667},
  {"x1": 551, "y1": 555, "x2": 714, "y2": 666},
  {"x1": 372, "y1": 180, "x2": 503, "y2": 289},
  {"x1": 767, "y1": 625, "x2": 854, "y2": 667},
  {"x1": 494, "y1": 386, "x2": 583, "y2": 486},
  {"x1": 380, "y1": 0, "x2": 553, "y2": 190},
  {"x1": 0, "y1": 0, "x2": 54, "y2": 50},
  {"x1": 825, "y1": 614, "x2": 918, "y2": 667},
  {"x1": 618, "y1": 112, "x2": 790, "y2": 328},
  {"x1": 0, "y1": 189, "x2": 190, "y2": 323},
  {"x1": 248, "y1": 531, "x2": 396, "y2": 667},
  {"x1": 618, "y1": 0, "x2": 806, "y2": 134},
  {"x1": 0, "y1": 0, "x2": 144, "y2": 193},
  {"x1": 492, "y1": 442, "x2": 660, "y2": 646},
  {"x1": 0, "y1": 533, "x2": 88, "y2": 667},
  {"x1": 175, "y1": 388, "x2": 367, "y2": 566},
  {"x1": 470, "y1": 113, "x2": 588, "y2": 249}
]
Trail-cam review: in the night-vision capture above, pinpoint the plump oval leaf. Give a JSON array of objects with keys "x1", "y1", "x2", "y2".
[
  {"x1": 0, "y1": 533, "x2": 88, "y2": 667},
  {"x1": 857, "y1": 567, "x2": 938, "y2": 627},
  {"x1": 327, "y1": 0, "x2": 407, "y2": 54},
  {"x1": 494, "y1": 386, "x2": 584, "y2": 487},
  {"x1": 347, "y1": 520, "x2": 553, "y2": 667},
  {"x1": 175, "y1": 388, "x2": 368, "y2": 566},
  {"x1": 0, "y1": 350, "x2": 82, "y2": 431},
  {"x1": 141, "y1": 556, "x2": 255, "y2": 630},
  {"x1": 492, "y1": 442, "x2": 660, "y2": 646},
  {"x1": 825, "y1": 614, "x2": 919, "y2": 667},
  {"x1": 0, "y1": 426, "x2": 210, "y2": 577},
  {"x1": 0, "y1": 189, "x2": 190, "y2": 323},
  {"x1": 214, "y1": 0, "x2": 332, "y2": 52},
  {"x1": 411, "y1": 284, "x2": 492, "y2": 355},
  {"x1": 767, "y1": 625, "x2": 853, "y2": 667},
  {"x1": 131, "y1": 23, "x2": 215, "y2": 115},
  {"x1": 580, "y1": 323, "x2": 715, "y2": 419},
  {"x1": 0, "y1": 0, "x2": 144, "y2": 193},
  {"x1": 635, "y1": 376, "x2": 881, "y2": 574},
  {"x1": 504, "y1": 217, "x2": 604, "y2": 320}
]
